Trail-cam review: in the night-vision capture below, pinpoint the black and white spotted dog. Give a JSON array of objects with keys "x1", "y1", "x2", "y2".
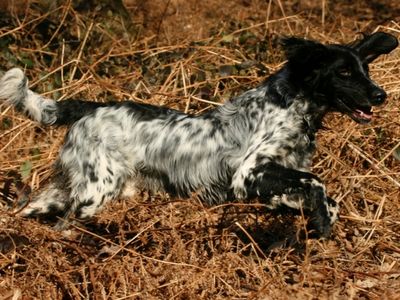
[{"x1": 0, "y1": 32, "x2": 397, "y2": 237}]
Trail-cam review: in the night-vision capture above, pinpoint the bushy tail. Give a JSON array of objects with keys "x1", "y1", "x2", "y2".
[
  {"x1": 0, "y1": 68, "x2": 110, "y2": 126},
  {"x1": 0, "y1": 68, "x2": 58, "y2": 125}
]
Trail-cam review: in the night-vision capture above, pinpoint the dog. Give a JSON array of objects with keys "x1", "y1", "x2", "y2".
[{"x1": 0, "y1": 32, "x2": 397, "y2": 237}]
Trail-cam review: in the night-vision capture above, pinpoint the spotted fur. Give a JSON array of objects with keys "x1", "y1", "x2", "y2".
[{"x1": 0, "y1": 32, "x2": 397, "y2": 237}]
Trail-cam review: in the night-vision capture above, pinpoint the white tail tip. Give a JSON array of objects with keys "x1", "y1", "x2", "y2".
[{"x1": 0, "y1": 68, "x2": 27, "y2": 104}]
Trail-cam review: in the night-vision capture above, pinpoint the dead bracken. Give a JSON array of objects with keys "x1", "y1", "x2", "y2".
[{"x1": 0, "y1": 0, "x2": 399, "y2": 299}]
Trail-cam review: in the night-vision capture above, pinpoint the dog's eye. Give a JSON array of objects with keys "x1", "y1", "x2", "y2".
[{"x1": 338, "y1": 68, "x2": 351, "y2": 77}]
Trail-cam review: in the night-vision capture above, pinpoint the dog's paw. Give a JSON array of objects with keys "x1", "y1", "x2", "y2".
[{"x1": 308, "y1": 197, "x2": 338, "y2": 238}]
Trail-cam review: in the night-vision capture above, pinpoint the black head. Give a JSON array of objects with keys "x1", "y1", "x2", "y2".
[{"x1": 281, "y1": 32, "x2": 398, "y2": 123}]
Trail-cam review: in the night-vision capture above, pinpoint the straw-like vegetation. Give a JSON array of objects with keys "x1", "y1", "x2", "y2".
[{"x1": 0, "y1": 0, "x2": 399, "y2": 298}]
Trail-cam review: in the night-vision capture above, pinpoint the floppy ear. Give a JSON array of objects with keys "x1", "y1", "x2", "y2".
[
  {"x1": 351, "y1": 32, "x2": 398, "y2": 63},
  {"x1": 280, "y1": 37, "x2": 327, "y2": 63}
]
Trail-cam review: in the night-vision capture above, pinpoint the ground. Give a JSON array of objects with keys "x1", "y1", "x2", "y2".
[{"x1": 0, "y1": 0, "x2": 399, "y2": 299}]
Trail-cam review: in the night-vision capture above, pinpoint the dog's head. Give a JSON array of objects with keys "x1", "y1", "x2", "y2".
[{"x1": 281, "y1": 32, "x2": 398, "y2": 123}]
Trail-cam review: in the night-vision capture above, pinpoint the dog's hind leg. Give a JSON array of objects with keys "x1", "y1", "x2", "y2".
[
  {"x1": 48, "y1": 158, "x2": 128, "y2": 230},
  {"x1": 19, "y1": 176, "x2": 124, "y2": 229},
  {"x1": 70, "y1": 175, "x2": 124, "y2": 221},
  {"x1": 232, "y1": 161, "x2": 338, "y2": 237},
  {"x1": 17, "y1": 172, "x2": 71, "y2": 221},
  {"x1": 18, "y1": 154, "x2": 128, "y2": 229}
]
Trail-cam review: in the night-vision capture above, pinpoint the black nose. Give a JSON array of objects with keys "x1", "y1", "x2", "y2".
[{"x1": 371, "y1": 89, "x2": 386, "y2": 105}]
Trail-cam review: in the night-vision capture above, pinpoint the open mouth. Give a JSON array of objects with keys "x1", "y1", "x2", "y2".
[
  {"x1": 337, "y1": 99, "x2": 373, "y2": 124},
  {"x1": 351, "y1": 106, "x2": 373, "y2": 123}
]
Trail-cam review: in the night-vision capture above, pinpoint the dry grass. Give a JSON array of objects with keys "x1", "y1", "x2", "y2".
[{"x1": 0, "y1": 0, "x2": 400, "y2": 299}]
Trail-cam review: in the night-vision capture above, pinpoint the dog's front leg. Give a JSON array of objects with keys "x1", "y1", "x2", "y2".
[{"x1": 232, "y1": 161, "x2": 338, "y2": 237}]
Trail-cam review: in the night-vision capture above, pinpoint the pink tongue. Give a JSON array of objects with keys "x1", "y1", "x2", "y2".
[{"x1": 355, "y1": 109, "x2": 372, "y2": 120}]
